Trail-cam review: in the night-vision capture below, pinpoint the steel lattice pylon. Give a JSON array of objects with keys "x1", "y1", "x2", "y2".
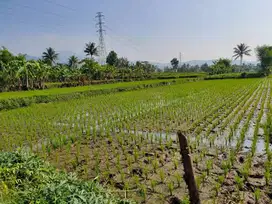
[{"x1": 96, "y1": 12, "x2": 107, "y2": 65}]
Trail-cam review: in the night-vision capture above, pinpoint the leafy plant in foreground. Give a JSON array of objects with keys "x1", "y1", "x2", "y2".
[{"x1": 0, "y1": 150, "x2": 131, "y2": 204}]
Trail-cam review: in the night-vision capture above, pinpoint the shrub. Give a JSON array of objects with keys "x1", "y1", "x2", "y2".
[
  {"x1": 0, "y1": 150, "x2": 132, "y2": 204},
  {"x1": 204, "y1": 72, "x2": 264, "y2": 80}
]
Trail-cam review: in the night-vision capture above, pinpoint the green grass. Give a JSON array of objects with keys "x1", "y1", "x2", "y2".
[
  {"x1": 0, "y1": 78, "x2": 199, "y2": 111},
  {"x1": 0, "y1": 79, "x2": 179, "y2": 100}
]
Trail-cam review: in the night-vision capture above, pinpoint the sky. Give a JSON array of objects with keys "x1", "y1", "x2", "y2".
[{"x1": 0, "y1": 0, "x2": 272, "y2": 63}]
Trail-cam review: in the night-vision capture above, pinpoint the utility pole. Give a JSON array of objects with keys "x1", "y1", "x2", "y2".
[{"x1": 95, "y1": 12, "x2": 107, "y2": 65}]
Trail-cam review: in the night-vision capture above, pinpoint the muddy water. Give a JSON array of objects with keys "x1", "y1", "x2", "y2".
[
  {"x1": 197, "y1": 84, "x2": 262, "y2": 148},
  {"x1": 226, "y1": 84, "x2": 265, "y2": 150},
  {"x1": 240, "y1": 83, "x2": 271, "y2": 154},
  {"x1": 190, "y1": 82, "x2": 272, "y2": 155},
  {"x1": 260, "y1": 84, "x2": 270, "y2": 125},
  {"x1": 242, "y1": 137, "x2": 272, "y2": 154}
]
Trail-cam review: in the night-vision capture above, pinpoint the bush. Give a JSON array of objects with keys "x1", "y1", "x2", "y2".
[
  {"x1": 204, "y1": 73, "x2": 240, "y2": 80},
  {"x1": 0, "y1": 150, "x2": 132, "y2": 204},
  {"x1": 204, "y1": 72, "x2": 264, "y2": 80},
  {"x1": 243, "y1": 72, "x2": 265, "y2": 78},
  {"x1": 152, "y1": 72, "x2": 206, "y2": 79}
]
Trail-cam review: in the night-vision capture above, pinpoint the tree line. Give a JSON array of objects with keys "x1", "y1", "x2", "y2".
[
  {"x1": 0, "y1": 42, "x2": 157, "y2": 92},
  {"x1": 169, "y1": 43, "x2": 272, "y2": 75}
]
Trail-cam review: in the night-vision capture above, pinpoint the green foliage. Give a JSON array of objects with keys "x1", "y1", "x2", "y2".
[
  {"x1": 81, "y1": 58, "x2": 102, "y2": 80},
  {"x1": 152, "y1": 72, "x2": 205, "y2": 79},
  {"x1": 181, "y1": 196, "x2": 190, "y2": 204},
  {"x1": 68, "y1": 55, "x2": 79, "y2": 69},
  {"x1": 206, "y1": 159, "x2": 213, "y2": 175},
  {"x1": 233, "y1": 43, "x2": 251, "y2": 67},
  {"x1": 116, "y1": 57, "x2": 129, "y2": 68},
  {"x1": 170, "y1": 58, "x2": 179, "y2": 69},
  {"x1": 0, "y1": 47, "x2": 162, "y2": 93},
  {"x1": 234, "y1": 175, "x2": 244, "y2": 190},
  {"x1": 254, "y1": 188, "x2": 261, "y2": 203},
  {"x1": 0, "y1": 47, "x2": 14, "y2": 65},
  {"x1": 255, "y1": 45, "x2": 272, "y2": 76},
  {"x1": 167, "y1": 181, "x2": 174, "y2": 196},
  {"x1": 42, "y1": 47, "x2": 59, "y2": 66},
  {"x1": 84, "y1": 42, "x2": 98, "y2": 58},
  {"x1": 150, "y1": 180, "x2": 157, "y2": 192},
  {"x1": 0, "y1": 150, "x2": 131, "y2": 204},
  {"x1": 204, "y1": 72, "x2": 263, "y2": 80},
  {"x1": 210, "y1": 58, "x2": 232, "y2": 75},
  {"x1": 214, "y1": 182, "x2": 220, "y2": 196},
  {"x1": 106, "y1": 51, "x2": 118, "y2": 66},
  {"x1": 159, "y1": 169, "x2": 165, "y2": 183}
]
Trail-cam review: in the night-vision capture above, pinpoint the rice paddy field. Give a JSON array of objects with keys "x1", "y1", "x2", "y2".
[{"x1": 1, "y1": 78, "x2": 272, "y2": 203}]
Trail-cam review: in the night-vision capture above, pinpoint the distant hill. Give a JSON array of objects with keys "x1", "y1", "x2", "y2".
[
  {"x1": 25, "y1": 51, "x2": 82, "y2": 64},
  {"x1": 25, "y1": 55, "x2": 40, "y2": 61},
  {"x1": 57, "y1": 51, "x2": 81, "y2": 63}
]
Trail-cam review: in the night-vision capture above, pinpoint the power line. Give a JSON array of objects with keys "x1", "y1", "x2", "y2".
[
  {"x1": 106, "y1": 35, "x2": 139, "y2": 62},
  {"x1": 91, "y1": 16, "x2": 140, "y2": 53},
  {"x1": 0, "y1": 10, "x2": 66, "y2": 30},
  {"x1": 0, "y1": 1, "x2": 66, "y2": 19},
  {"x1": 104, "y1": 25, "x2": 140, "y2": 52},
  {"x1": 106, "y1": 35, "x2": 139, "y2": 53},
  {"x1": 95, "y1": 12, "x2": 107, "y2": 65},
  {"x1": 19, "y1": 3, "x2": 64, "y2": 18},
  {"x1": 0, "y1": 1, "x2": 73, "y2": 32},
  {"x1": 0, "y1": 10, "x2": 68, "y2": 37},
  {"x1": 42, "y1": 0, "x2": 77, "y2": 12}
]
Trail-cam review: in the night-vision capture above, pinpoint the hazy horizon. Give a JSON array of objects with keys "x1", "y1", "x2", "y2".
[{"x1": 1, "y1": 0, "x2": 272, "y2": 63}]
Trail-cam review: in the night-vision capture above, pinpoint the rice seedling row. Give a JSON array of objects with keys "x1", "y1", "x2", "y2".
[
  {"x1": 210, "y1": 82, "x2": 263, "y2": 148},
  {"x1": 216, "y1": 80, "x2": 272, "y2": 203},
  {"x1": 190, "y1": 80, "x2": 261, "y2": 149}
]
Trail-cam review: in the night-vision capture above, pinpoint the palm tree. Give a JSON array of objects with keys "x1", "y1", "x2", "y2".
[
  {"x1": 233, "y1": 43, "x2": 251, "y2": 72},
  {"x1": 84, "y1": 42, "x2": 98, "y2": 58},
  {"x1": 68, "y1": 55, "x2": 79, "y2": 68},
  {"x1": 42, "y1": 47, "x2": 59, "y2": 66}
]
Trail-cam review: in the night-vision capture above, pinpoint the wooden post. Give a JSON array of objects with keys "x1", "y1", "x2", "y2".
[{"x1": 177, "y1": 130, "x2": 200, "y2": 204}]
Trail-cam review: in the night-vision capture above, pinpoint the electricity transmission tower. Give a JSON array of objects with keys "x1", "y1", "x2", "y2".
[{"x1": 95, "y1": 12, "x2": 107, "y2": 64}]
